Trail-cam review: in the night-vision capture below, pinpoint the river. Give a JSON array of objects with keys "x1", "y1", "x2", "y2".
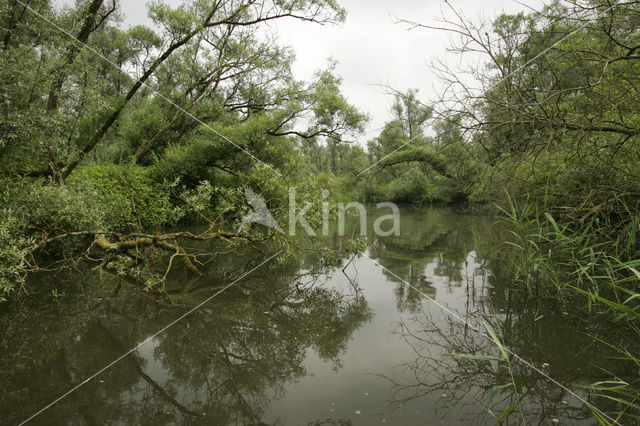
[{"x1": 0, "y1": 207, "x2": 627, "y2": 424}]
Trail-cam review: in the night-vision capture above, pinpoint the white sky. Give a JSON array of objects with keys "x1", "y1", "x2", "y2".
[
  {"x1": 57, "y1": 0, "x2": 547, "y2": 143},
  {"x1": 273, "y1": 0, "x2": 546, "y2": 140}
]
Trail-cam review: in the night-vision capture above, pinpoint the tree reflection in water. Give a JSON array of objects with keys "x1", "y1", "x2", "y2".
[
  {"x1": 382, "y1": 262, "x2": 635, "y2": 425},
  {"x1": 3, "y1": 207, "x2": 634, "y2": 424},
  {"x1": 362, "y1": 208, "x2": 632, "y2": 424},
  {"x1": 386, "y1": 313, "x2": 601, "y2": 424},
  {"x1": 0, "y1": 248, "x2": 371, "y2": 425}
]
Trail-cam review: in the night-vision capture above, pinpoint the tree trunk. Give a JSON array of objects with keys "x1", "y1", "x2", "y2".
[{"x1": 46, "y1": 0, "x2": 104, "y2": 113}]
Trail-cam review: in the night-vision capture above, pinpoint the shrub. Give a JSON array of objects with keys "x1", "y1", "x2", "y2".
[
  {"x1": 68, "y1": 164, "x2": 173, "y2": 229},
  {"x1": 0, "y1": 210, "x2": 34, "y2": 301}
]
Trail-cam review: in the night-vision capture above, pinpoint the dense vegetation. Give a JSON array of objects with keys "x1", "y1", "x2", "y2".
[
  {"x1": 401, "y1": 1, "x2": 640, "y2": 421},
  {"x1": 0, "y1": 0, "x2": 367, "y2": 298},
  {"x1": 1, "y1": 0, "x2": 640, "y2": 422}
]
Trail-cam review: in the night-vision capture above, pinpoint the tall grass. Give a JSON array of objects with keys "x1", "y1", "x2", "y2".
[{"x1": 493, "y1": 192, "x2": 640, "y2": 423}]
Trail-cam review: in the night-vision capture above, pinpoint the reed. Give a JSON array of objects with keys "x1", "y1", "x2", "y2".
[{"x1": 493, "y1": 191, "x2": 640, "y2": 423}]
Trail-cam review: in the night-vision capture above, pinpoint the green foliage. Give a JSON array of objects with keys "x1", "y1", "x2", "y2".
[
  {"x1": 115, "y1": 99, "x2": 165, "y2": 158},
  {"x1": 384, "y1": 166, "x2": 434, "y2": 203},
  {"x1": 0, "y1": 0, "x2": 354, "y2": 180},
  {"x1": 0, "y1": 210, "x2": 34, "y2": 301},
  {"x1": 309, "y1": 64, "x2": 368, "y2": 136},
  {"x1": 361, "y1": 117, "x2": 474, "y2": 203},
  {"x1": 68, "y1": 164, "x2": 173, "y2": 229},
  {"x1": 496, "y1": 192, "x2": 640, "y2": 299},
  {"x1": 381, "y1": 146, "x2": 448, "y2": 175},
  {"x1": 0, "y1": 45, "x2": 58, "y2": 172},
  {"x1": 151, "y1": 114, "x2": 297, "y2": 185},
  {"x1": 174, "y1": 179, "x2": 245, "y2": 225},
  {"x1": 0, "y1": 165, "x2": 173, "y2": 267},
  {"x1": 494, "y1": 192, "x2": 640, "y2": 422},
  {"x1": 390, "y1": 88, "x2": 432, "y2": 139},
  {"x1": 12, "y1": 178, "x2": 110, "y2": 234}
]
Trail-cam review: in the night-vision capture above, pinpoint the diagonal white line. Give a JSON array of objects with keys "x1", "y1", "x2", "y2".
[
  {"x1": 15, "y1": 0, "x2": 282, "y2": 176},
  {"x1": 357, "y1": 134, "x2": 422, "y2": 176},
  {"x1": 18, "y1": 250, "x2": 282, "y2": 425},
  {"x1": 358, "y1": 250, "x2": 619, "y2": 425},
  {"x1": 359, "y1": 1, "x2": 618, "y2": 176},
  {"x1": 479, "y1": 3, "x2": 616, "y2": 95},
  {"x1": 440, "y1": 0, "x2": 616, "y2": 97}
]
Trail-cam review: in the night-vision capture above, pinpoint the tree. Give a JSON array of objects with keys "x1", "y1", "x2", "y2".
[
  {"x1": 362, "y1": 90, "x2": 474, "y2": 202},
  {"x1": 0, "y1": 0, "x2": 349, "y2": 179},
  {"x1": 399, "y1": 1, "x2": 640, "y2": 209},
  {"x1": 0, "y1": 0, "x2": 367, "y2": 299},
  {"x1": 390, "y1": 88, "x2": 432, "y2": 140}
]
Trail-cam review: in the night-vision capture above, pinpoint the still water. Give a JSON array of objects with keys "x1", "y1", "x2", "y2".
[{"x1": 0, "y1": 207, "x2": 627, "y2": 425}]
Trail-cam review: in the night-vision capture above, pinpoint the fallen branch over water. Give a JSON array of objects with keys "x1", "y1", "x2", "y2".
[{"x1": 24, "y1": 229, "x2": 253, "y2": 276}]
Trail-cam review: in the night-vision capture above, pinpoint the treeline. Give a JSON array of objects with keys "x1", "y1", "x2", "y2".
[
  {"x1": 298, "y1": 89, "x2": 478, "y2": 204},
  {"x1": 2, "y1": 0, "x2": 639, "y2": 303}
]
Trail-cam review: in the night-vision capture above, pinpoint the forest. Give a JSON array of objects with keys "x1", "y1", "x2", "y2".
[{"x1": 1, "y1": 0, "x2": 639, "y2": 424}]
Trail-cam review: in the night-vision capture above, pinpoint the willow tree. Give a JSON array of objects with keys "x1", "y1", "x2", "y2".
[
  {"x1": 400, "y1": 0, "x2": 640, "y2": 212},
  {"x1": 0, "y1": 0, "x2": 349, "y2": 178},
  {"x1": 0, "y1": 0, "x2": 367, "y2": 300}
]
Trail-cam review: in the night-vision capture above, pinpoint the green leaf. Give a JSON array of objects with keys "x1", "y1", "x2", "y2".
[
  {"x1": 498, "y1": 404, "x2": 518, "y2": 422},
  {"x1": 482, "y1": 320, "x2": 509, "y2": 361}
]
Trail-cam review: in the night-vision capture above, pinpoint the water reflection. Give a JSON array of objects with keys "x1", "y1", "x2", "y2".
[
  {"x1": 365, "y1": 208, "x2": 481, "y2": 314},
  {"x1": 0, "y1": 250, "x2": 370, "y2": 425},
  {"x1": 0, "y1": 206, "x2": 633, "y2": 424},
  {"x1": 388, "y1": 313, "x2": 599, "y2": 424}
]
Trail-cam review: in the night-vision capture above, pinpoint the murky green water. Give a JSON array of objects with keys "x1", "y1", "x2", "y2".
[{"x1": 0, "y1": 207, "x2": 629, "y2": 425}]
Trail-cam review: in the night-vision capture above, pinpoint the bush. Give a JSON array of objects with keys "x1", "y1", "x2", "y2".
[
  {"x1": 19, "y1": 178, "x2": 109, "y2": 233},
  {"x1": 0, "y1": 167, "x2": 175, "y2": 299},
  {"x1": 0, "y1": 210, "x2": 34, "y2": 301},
  {"x1": 68, "y1": 164, "x2": 173, "y2": 229}
]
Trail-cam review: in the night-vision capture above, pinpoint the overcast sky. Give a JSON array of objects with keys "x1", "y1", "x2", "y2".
[
  {"x1": 274, "y1": 0, "x2": 546, "y2": 139},
  {"x1": 57, "y1": 0, "x2": 546, "y2": 143}
]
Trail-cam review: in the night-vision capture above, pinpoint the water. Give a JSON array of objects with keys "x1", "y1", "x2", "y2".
[{"x1": 0, "y1": 207, "x2": 628, "y2": 425}]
